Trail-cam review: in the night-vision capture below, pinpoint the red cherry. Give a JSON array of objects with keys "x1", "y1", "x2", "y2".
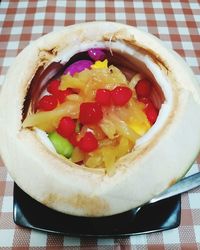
[
  {"x1": 56, "y1": 117, "x2": 76, "y2": 139},
  {"x1": 37, "y1": 95, "x2": 58, "y2": 111},
  {"x1": 47, "y1": 80, "x2": 74, "y2": 103},
  {"x1": 95, "y1": 89, "x2": 112, "y2": 106},
  {"x1": 47, "y1": 80, "x2": 60, "y2": 95},
  {"x1": 78, "y1": 132, "x2": 98, "y2": 152},
  {"x1": 56, "y1": 91, "x2": 67, "y2": 103},
  {"x1": 111, "y1": 86, "x2": 132, "y2": 106},
  {"x1": 79, "y1": 102, "x2": 103, "y2": 125},
  {"x1": 139, "y1": 98, "x2": 158, "y2": 125},
  {"x1": 144, "y1": 102, "x2": 158, "y2": 125},
  {"x1": 56, "y1": 89, "x2": 74, "y2": 103},
  {"x1": 135, "y1": 79, "x2": 151, "y2": 98},
  {"x1": 69, "y1": 132, "x2": 79, "y2": 146}
]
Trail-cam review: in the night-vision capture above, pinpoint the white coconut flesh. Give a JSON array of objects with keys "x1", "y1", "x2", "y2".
[{"x1": 0, "y1": 22, "x2": 200, "y2": 217}]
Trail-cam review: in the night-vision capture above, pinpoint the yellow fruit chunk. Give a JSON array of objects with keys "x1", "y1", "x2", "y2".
[
  {"x1": 59, "y1": 65, "x2": 128, "y2": 96},
  {"x1": 85, "y1": 150, "x2": 103, "y2": 168},
  {"x1": 128, "y1": 118, "x2": 150, "y2": 136},
  {"x1": 71, "y1": 147, "x2": 85, "y2": 163},
  {"x1": 109, "y1": 113, "x2": 139, "y2": 142},
  {"x1": 98, "y1": 65, "x2": 127, "y2": 89},
  {"x1": 83, "y1": 136, "x2": 134, "y2": 173},
  {"x1": 91, "y1": 59, "x2": 108, "y2": 69},
  {"x1": 59, "y1": 73, "x2": 84, "y2": 90},
  {"x1": 101, "y1": 146, "x2": 116, "y2": 175},
  {"x1": 22, "y1": 99, "x2": 81, "y2": 132},
  {"x1": 116, "y1": 136, "x2": 133, "y2": 158},
  {"x1": 126, "y1": 99, "x2": 151, "y2": 136}
]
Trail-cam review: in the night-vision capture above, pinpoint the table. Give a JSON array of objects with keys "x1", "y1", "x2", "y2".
[{"x1": 0, "y1": 0, "x2": 200, "y2": 249}]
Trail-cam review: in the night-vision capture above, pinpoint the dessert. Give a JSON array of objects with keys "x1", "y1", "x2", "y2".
[
  {"x1": 0, "y1": 22, "x2": 200, "y2": 217},
  {"x1": 22, "y1": 53, "x2": 158, "y2": 174}
]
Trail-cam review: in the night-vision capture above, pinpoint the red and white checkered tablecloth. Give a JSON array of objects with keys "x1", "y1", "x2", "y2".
[{"x1": 0, "y1": 0, "x2": 200, "y2": 249}]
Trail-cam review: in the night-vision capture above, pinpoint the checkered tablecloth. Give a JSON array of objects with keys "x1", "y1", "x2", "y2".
[{"x1": 0, "y1": 0, "x2": 200, "y2": 249}]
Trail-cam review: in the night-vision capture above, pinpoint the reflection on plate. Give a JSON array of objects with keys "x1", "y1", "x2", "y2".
[{"x1": 13, "y1": 183, "x2": 181, "y2": 237}]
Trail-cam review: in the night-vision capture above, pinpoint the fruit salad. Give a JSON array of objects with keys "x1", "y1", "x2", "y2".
[{"x1": 23, "y1": 48, "x2": 159, "y2": 174}]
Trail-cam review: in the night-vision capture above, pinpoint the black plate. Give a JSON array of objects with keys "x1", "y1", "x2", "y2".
[{"x1": 13, "y1": 183, "x2": 181, "y2": 237}]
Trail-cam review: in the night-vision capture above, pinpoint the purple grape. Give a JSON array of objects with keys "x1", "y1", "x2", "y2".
[
  {"x1": 64, "y1": 60, "x2": 93, "y2": 76},
  {"x1": 88, "y1": 48, "x2": 106, "y2": 61}
]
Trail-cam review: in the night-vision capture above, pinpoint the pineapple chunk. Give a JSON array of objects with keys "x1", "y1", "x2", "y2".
[
  {"x1": 60, "y1": 73, "x2": 85, "y2": 90},
  {"x1": 127, "y1": 100, "x2": 151, "y2": 136},
  {"x1": 128, "y1": 117, "x2": 150, "y2": 136},
  {"x1": 109, "y1": 113, "x2": 139, "y2": 142},
  {"x1": 83, "y1": 136, "x2": 134, "y2": 172},
  {"x1": 116, "y1": 136, "x2": 133, "y2": 158},
  {"x1": 71, "y1": 147, "x2": 85, "y2": 163},
  {"x1": 101, "y1": 146, "x2": 116, "y2": 175},
  {"x1": 85, "y1": 150, "x2": 103, "y2": 168}
]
